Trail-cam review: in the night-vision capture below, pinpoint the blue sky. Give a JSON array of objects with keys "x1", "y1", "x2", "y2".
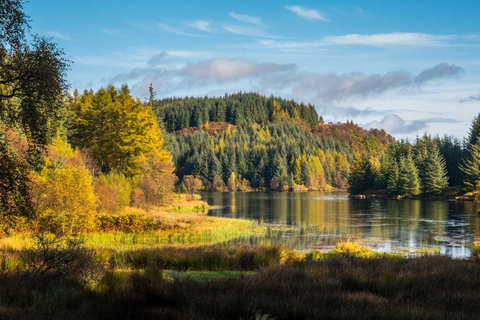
[{"x1": 25, "y1": 0, "x2": 480, "y2": 138}]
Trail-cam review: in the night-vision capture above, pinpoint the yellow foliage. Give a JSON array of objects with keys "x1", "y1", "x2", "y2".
[
  {"x1": 32, "y1": 165, "x2": 97, "y2": 235},
  {"x1": 70, "y1": 85, "x2": 164, "y2": 177},
  {"x1": 95, "y1": 172, "x2": 132, "y2": 214}
]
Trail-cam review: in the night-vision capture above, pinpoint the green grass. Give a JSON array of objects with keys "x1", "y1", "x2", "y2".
[{"x1": 163, "y1": 270, "x2": 254, "y2": 281}]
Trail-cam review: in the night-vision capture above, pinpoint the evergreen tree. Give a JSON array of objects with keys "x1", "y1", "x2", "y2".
[
  {"x1": 386, "y1": 162, "x2": 400, "y2": 195},
  {"x1": 460, "y1": 139, "x2": 480, "y2": 192},
  {"x1": 467, "y1": 113, "x2": 480, "y2": 147},
  {"x1": 398, "y1": 155, "x2": 420, "y2": 197},
  {"x1": 423, "y1": 146, "x2": 449, "y2": 195},
  {"x1": 348, "y1": 155, "x2": 376, "y2": 194}
]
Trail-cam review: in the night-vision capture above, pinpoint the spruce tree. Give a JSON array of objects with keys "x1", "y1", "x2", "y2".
[
  {"x1": 398, "y1": 155, "x2": 420, "y2": 197},
  {"x1": 386, "y1": 162, "x2": 400, "y2": 195},
  {"x1": 467, "y1": 113, "x2": 480, "y2": 147},
  {"x1": 423, "y1": 146, "x2": 449, "y2": 195},
  {"x1": 460, "y1": 139, "x2": 480, "y2": 192},
  {"x1": 348, "y1": 155, "x2": 376, "y2": 194}
]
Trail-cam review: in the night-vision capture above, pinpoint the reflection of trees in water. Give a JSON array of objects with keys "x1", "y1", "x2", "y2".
[{"x1": 203, "y1": 191, "x2": 480, "y2": 256}]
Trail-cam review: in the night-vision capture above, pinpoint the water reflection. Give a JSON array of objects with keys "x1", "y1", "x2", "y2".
[{"x1": 201, "y1": 191, "x2": 480, "y2": 258}]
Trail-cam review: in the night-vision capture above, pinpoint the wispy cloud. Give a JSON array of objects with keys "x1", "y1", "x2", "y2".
[
  {"x1": 229, "y1": 12, "x2": 262, "y2": 25},
  {"x1": 157, "y1": 23, "x2": 201, "y2": 37},
  {"x1": 325, "y1": 32, "x2": 455, "y2": 47},
  {"x1": 286, "y1": 6, "x2": 329, "y2": 21},
  {"x1": 102, "y1": 29, "x2": 120, "y2": 35},
  {"x1": 364, "y1": 115, "x2": 460, "y2": 134},
  {"x1": 45, "y1": 31, "x2": 72, "y2": 40},
  {"x1": 460, "y1": 94, "x2": 480, "y2": 102},
  {"x1": 184, "y1": 20, "x2": 212, "y2": 32},
  {"x1": 223, "y1": 25, "x2": 277, "y2": 38}
]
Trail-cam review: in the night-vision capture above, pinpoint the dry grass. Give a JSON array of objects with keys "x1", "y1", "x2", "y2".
[{"x1": 1, "y1": 252, "x2": 480, "y2": 319}]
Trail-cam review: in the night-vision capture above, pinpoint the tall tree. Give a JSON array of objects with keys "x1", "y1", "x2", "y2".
[
  {"x1": 348, "y1": 155, "x2": 376, "y2": 195},
  {"x1": 0, "y1": 0, "x2": 70, "y2": 145},
  {"x1": 398, "y1": 155, "x2": 420, "y2": 197},
  {"x1": 423, "y1": 146, "x2": 449, "y2": 195},
  {"x1": 460, "y1": 139, "x2": 480, "y2": 192},
  {"x1": 386, "y1": 162, "x2": 400, "y2": 195},
  {"x1": 467, "y1": 113, "x2": 480, "y2": 148},
  {"x1": 70, "y1": 85, "x2": 164, "y2": 177}
]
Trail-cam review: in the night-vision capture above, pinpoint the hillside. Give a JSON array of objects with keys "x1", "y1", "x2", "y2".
[{"x1": 156, "y1": 93, "x2": 393, "y2": 191}]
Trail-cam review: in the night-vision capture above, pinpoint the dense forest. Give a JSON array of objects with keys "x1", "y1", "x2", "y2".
[
  {"x1": 153, "y1": 93, "x2": 393, "y2": 191},
  {"x1": 348, "y1": 115, "x2": 480, "y2": 198}
]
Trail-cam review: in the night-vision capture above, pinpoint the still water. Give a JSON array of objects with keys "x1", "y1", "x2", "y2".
[{"x1": 201, "y1": 191, "x2": 480, "y2": 258}]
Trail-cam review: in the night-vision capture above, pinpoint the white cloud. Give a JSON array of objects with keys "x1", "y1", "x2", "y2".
[
  {"x1": 286, "y1": 6, "x2": 329, "y2": 21},
  {"x1": 184, "y1": 58, "x2": 295, "y2": 81},
  {"x1": 365, "y1": 114, "x2": 427, "y2": 134},
  {"x1": 184, "y1": 20, "x2": 212, "y2": 32},
  {"x1": 223, "y1": 25, "x2": 277, "y2": 38},
  {"x1": 157, "y1": 23, "x2": 201, "y2": 37},
  {"x1": 229, "y1": 12, "x2": 262, "y2": 25},
  {"x1": 45, "y1": 31, "x2": 72, "y2": 40},
  {"x1": 325, "y1": 32, "x2": 455, "y2": 47}
]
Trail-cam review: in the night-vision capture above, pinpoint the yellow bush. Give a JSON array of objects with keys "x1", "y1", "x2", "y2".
[
  {"x1": 33, "y1": 165, "x2": 97, "y2": 235},
  {"x1": 330, "y1": 241, "x2": 374, "y2": 257}
]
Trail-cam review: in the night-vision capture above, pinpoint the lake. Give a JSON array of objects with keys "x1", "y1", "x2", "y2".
[{"x1": 201, "y1": 191, "x2": 480, "y2": 258}]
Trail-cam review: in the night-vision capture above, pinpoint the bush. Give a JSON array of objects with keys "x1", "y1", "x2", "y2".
[
  {"x1": 94, "y1": 172, "x2": 132, "y2": 214},
  {"x1": 24, "y1": 234, "x2": 93, "y2": 276},
  {"x1": 32, "y1": 165, "x2": 97, "y2": 235}
]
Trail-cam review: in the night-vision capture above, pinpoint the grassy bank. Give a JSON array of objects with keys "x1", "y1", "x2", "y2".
[
  {"x1": 0, "y1": 197, "x2": 265, "y2": 251},
  {"x1": 1, "y1": 242, "x2": 480, "y2": 319}
]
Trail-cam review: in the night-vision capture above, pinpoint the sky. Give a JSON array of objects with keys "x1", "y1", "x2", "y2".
[{"x1": 25, "y1": 0, "x2": 480, "y2": 139}]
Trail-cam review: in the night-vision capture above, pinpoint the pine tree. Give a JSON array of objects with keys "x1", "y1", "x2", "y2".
[
  {"x1": 398, "y1": 155, "x2": 420, "y2": 197},
  {"x1": 348, "y1": 155, "x2": 376, "y2": 194},
  {"x1": 386, "y1": 162, "x2": 400, "y2": 195},
  {"x1": 467, "y1": 113, "x2": 480, "y2": 147},
  {"x1": 423, "y1": 146, "x2": 449, "y2": 195},
  {"x1": 460, "y1": 139, "x2": 480, "y2": 192}
]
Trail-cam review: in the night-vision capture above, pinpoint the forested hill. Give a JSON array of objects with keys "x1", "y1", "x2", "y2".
[
  {"x1": 155, "y1": 93, "x2": 393, "y2": 191},
  {"x1": 154, "y1": 93, "x2": 320, "y2": 131}
]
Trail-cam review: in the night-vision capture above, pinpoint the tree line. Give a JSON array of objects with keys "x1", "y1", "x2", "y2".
[
  {"x1": 154, "y1": 92, "x2": 321, "y2": 131},
  {"x1": 158, "y1": 94, "x2": 391, "y2": 191},
  {"x1": 348, "y1": 114, "x2": 480, "y2": 198}
]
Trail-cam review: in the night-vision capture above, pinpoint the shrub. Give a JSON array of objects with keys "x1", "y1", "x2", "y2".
[
  {"x1": 32, "y1": 165, "x2": 97, "y2": 235},
  {"x1": 24, "y1": 234, "x2": 91, "y2": 276},
  {"x1": 94, "y1": 172, "x2": 132, "y2": 214}
]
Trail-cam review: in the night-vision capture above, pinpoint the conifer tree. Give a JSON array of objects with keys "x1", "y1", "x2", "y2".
[
  {"x1": 386, "y1": 162, "x2": 400, "y2": 195},
  {"x1": 398, "y1": 155, "x2": 420, "y2": 197},
  {"x1": 423, "y1": 146, "x2": 449, "y2": 195},
  {"x1": 348, "y1": 155, "x2": 376, "y2": 194},
  {"x1": 460, "y1": 139, "x2": 480, "y2": 192},
  {"x1": 467, "y1": 113, "x2": 480, "y2": 147}
]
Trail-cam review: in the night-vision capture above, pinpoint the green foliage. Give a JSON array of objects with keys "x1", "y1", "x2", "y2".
[
  {"x1": 460, "y1": 139, "x2": 480, "y2": 192},
  {"x1": 352, "y1": 135, "x2": 454, "y2": 196},
  {"x1": 157, "y1": 93, "x2": 320, "y2": 131},
  {"x1": 348, "y1": 155, "x2": 376, "y2": 194},
  {"x1": 398, "y1": 155, "x2": 421, "y2": 196},
  {"x1": 0, "y1": 128, "x2": 32, "y2": 219},
  {"x1": 0, "y1": 3, "x2": 70, "y2": 146},
  {"x1": 467, "y1": 113, "x2": 480, "y2": 147},
  {"x1": 423, "y1": 146, "x2": 449, "y2": 195}
]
